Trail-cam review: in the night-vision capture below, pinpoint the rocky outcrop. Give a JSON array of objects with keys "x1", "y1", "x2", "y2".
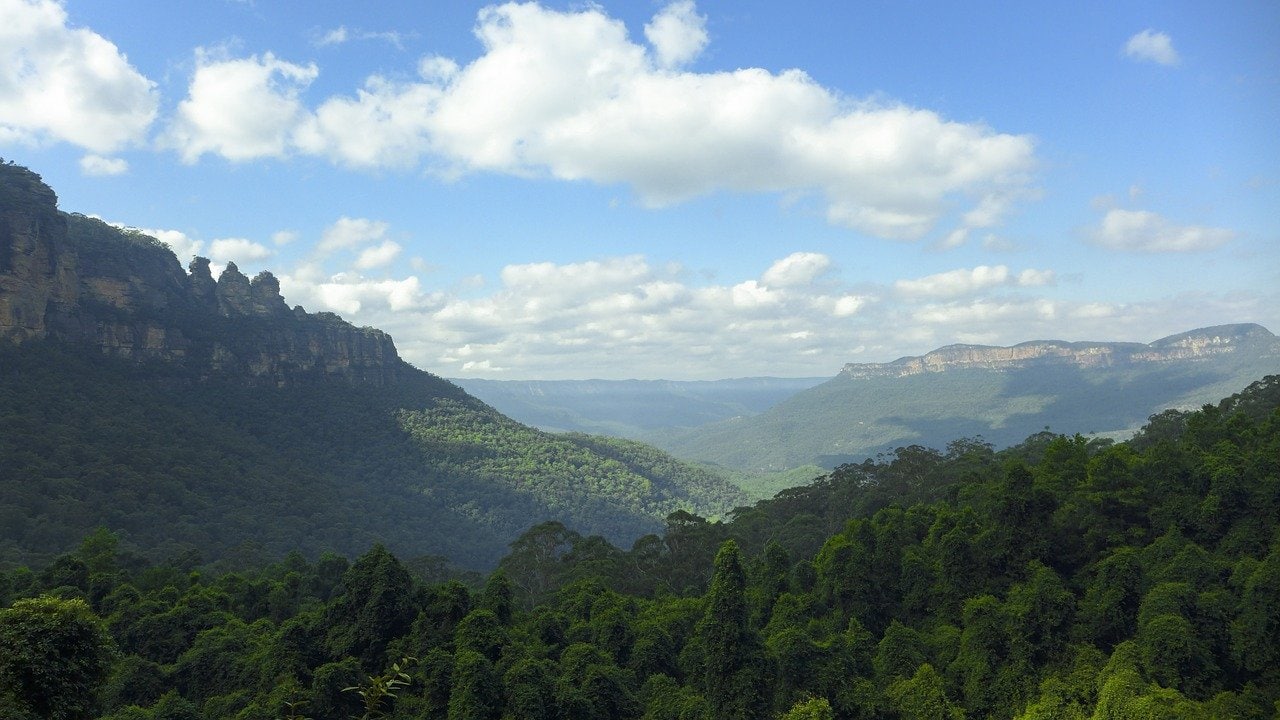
[
  {"x1": 0, "y1": 162, "x2": 405, "y2": 387},
  {"x1": 840, "y1": 324, "x2": 1280, "y2": 379}
]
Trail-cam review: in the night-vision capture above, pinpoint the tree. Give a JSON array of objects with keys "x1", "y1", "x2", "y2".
[
  {"x1": 873, "y1": 620, "x2": 928, "y2": 683},
  {"x1": 1231, "y1": 540, "x2": 1280, "y2": 673},
  {"x1": 454, "y1": 609, "x2": 507, "y2": 662},
  {"x1": 325, "y1": 545, "x2": 417, "y2": 670},
  {"x1": 780, "y1": 696, "x2": 835, "y2": 720},
  {"x1": 0, "y1": 595, "x2": 116, "y2": 720},
  {"x1": 503, "y1": 657, "x2": 557, "y2": 720},
  {"x1": 886, "y1": 663, "x2": 963, "y2": 720},
  {"x1": 688, "y1": 540, "x2": 766, "y2": 720},
  {"x1": 447, "y1": 649, "x2": 501, "y2": 720},
  {"x1": 478, "y1": 571, "x2": 515, "y2": 625}
]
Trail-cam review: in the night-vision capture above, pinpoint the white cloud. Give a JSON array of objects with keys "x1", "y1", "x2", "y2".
[
  {"x1": 319, "y1": 216, "x2": 389, "y2": 252},
  {"x1": 271, "y1": 230, "x2": 298, "y2": 245},
  {"x1": 1124, "y1": 29, "x2": 1179, "y2": 66},
  {"x1": 174, "y1": 3, "x2": 1036, "y2": 240},
  {"x1": 0, "y1": 0, "x2": 157, "y2": 152},
  {"x1": 316, "y1": 26, "x2": 349, "y2": 46},
  {"x1": 1091, "y1": 208, "x2": 1233, "y2": 252},
  {"x1": 79, "y1": 154, "x2": 128, "y2": 176},
  {"x1": 209, "y1": 237, "x2": 273, "y2": 263},
  {"x1": 895, "y1": 265, "x2": 1054, "y2": 299},
  {"x1": 280, "y1": 271, "x2": 433, "y2": 316},
  {"x1": 355, "y1": 240, "x2": 402, "y2": 270},
  {"x1": 761, "y1": 252, "x2": 831, "y2": 287},
  {"x1": 314, "y1": 26, "x2": 406, "y2": 49},
  {"x1": 1016, "y1": 268, "x2": 1055, "y2": 287},
  {"x1": 256, "y1": 233, "x2": 1272, "y2": 379},
  {"x1": 165, "y1": 50, "x2": 318, "y2": 163},
  {"x1": 645, "y1": 1, "x2": 708, "y2": 69},
  {"x1": 913, "y1": 298, "x2": 1058, "y2": 325}
]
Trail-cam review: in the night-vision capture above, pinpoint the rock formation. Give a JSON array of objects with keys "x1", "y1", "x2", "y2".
[{"x1": 0, "y1": 162, "x2": 405, "y2": 386}]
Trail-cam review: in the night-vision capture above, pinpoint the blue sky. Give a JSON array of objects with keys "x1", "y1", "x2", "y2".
[{"x1": 2, "y1": 0, "x2": 1277, "y2": 379}]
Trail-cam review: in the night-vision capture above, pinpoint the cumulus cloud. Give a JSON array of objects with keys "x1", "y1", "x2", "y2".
[
  {"x1": 1124, "y1": 29, "x2": 1179, "y2": 66},
  {"x1": 0, "y1": 0, "x2": 157, "y2": 152},
  {"x1": 761, "y1": 252, "x2": 831, "y2": 288},
  {"x1": 79, "y1": 154, "x2": 128, "y2": 176},
  {"x1": 645, "y1": 0, "x2": 708, "y2": 69},
  {"x1": 208, "y1": 237, "x2": 273, "y2": 263},
  {"x1": 165, "y1": 50, "x2": 318, "y2": 163},
  {"x1": 1090, "y1": 208, "x2": 1233, "y2": 252},
  {"x1": 249, "y1": 224, "x2": 1270, "y2": 379},
  {"x1": 319, "y1": 216, "x2": 390, "y2": 253},
  {"x1": 894, "y1": 265, "x2": 1054, "y2": 299},
  {"x1": 355, "y1": 240, "x2": 402, "y2": 270},
  {"x1": 169, "y1": 2, "x2": 1036, "y2": 240}
]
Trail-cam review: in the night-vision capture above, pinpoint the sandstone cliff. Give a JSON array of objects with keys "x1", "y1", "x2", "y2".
[
  {"x1": 0, "y1": 162, "x2": 405, "y2": 386},
  {"x1": 840, "y1": 324, "x2": 1280, "y2": 379}
]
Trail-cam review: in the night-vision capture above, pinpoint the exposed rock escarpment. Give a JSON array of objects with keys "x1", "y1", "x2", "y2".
[
  {"x1": 0, "y1": 162, "x2": 405, "y2": 386},
  {"x1": 840, "y1": 324, "x2": 1280, "y2": 379}
]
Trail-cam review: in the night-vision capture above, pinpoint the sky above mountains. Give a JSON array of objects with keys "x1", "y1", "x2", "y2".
[{"x1": 2, "y1": 0, "x2": 1277, "y2": 379}]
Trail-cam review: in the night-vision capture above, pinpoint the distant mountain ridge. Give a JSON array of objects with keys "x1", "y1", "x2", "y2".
[
  {"x1": 453, "y1": 376, "x2": 829, "y2": 436},
  {"x1": 840, "y1": 324, "x2": 1277, "y2": 379},
  {"x1": 648, "y1": 324, "x2": 1280, "y2": 475}
]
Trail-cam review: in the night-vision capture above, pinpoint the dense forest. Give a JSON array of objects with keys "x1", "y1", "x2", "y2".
[
  {"x1": 0, "y1": 340, "x2": 745, "y2": 570},
  {"x1": 2, "y1": 376, "x2": 1276, "y2": 719}
]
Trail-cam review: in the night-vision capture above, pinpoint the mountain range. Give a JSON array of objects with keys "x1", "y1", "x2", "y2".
[
  {"x1": 647, "y1": 323, "x2": 1280, "y2": 476},
  {"x1": 0, "y1": 162, "x2": 744, "y2": 569},
  {"x1": 457, "y1": 320, "x2": 1280, "y2": 494}
]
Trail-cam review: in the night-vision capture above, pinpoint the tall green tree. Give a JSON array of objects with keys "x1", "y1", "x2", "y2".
[
  {"x1": 688, "y1": 540, "x2": 766, "y2": 720},
  {"x1": 0, "y1": 596, "x2": 116, "y2": 720}
]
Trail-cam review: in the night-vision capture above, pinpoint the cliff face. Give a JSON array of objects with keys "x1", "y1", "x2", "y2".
[
  {"x1": 0, "y1": 163, "x2": 405, "y2": 386},
  {"x1": 840, "y1": 324, "x2": 1280, "y2": 379}
]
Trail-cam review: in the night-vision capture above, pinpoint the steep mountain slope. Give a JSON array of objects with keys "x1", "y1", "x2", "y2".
[
  {"x1": 0, "y1": 162, "x2": 745, "y2": 569},
  {"x1": 650, "y1": 325, "x2": 1280, "y2": 472},
  {"x1": 451, "y1": 376, "x2": 827, "y2": 435}
]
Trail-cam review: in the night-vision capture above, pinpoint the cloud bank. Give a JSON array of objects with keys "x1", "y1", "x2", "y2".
[{"x1": 161, "y1": 2, "x2": 1035, "y2": 241}]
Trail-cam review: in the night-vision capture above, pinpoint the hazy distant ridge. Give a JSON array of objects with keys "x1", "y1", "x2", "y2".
[
  {"x1": 841, "y1": 323, "x2": 1276, "y2": 379},
  {"x1": 648, "y1": 323, "x2": 1280, "y2": 473},
  {"x1": 452, "y1": 376, "x2": 828, "y2": 436}
]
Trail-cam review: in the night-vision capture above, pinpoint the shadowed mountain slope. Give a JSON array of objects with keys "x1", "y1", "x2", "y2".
[{"x1": 0, "y1": 162, "x2": 745, "y2": 569}]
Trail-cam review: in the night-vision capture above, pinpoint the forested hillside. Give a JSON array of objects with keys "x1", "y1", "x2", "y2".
[
  {"x1": 0, "y1": 340, "x2": 745, "y2": 570},
  {"x1": 3, "y1": 376, "x2": 1276, "y2": 719},
  {"x1": 0, "y1": 163, "x2": 745, "y2": 569}
]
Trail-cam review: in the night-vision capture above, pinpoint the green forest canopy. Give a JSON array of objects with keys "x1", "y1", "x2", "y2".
[{"x1": 2, "y1": 375, "x2": 1277, "y2": 719}]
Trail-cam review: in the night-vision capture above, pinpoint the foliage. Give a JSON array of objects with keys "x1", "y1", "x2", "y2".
[
  {"x1": 1, "y1": 374, "x2": 1278, "y2": 720},
  {"x1": 0, "y1": 339, "x2": 744, "y2": 570},
  {"x1": 0, "y1": 595, "x2": 116, "y2": 720}
]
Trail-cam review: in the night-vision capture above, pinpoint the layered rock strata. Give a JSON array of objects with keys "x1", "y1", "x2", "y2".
[{"x1": 0, "y1": 163, "x2": 404, "y2": 386}]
